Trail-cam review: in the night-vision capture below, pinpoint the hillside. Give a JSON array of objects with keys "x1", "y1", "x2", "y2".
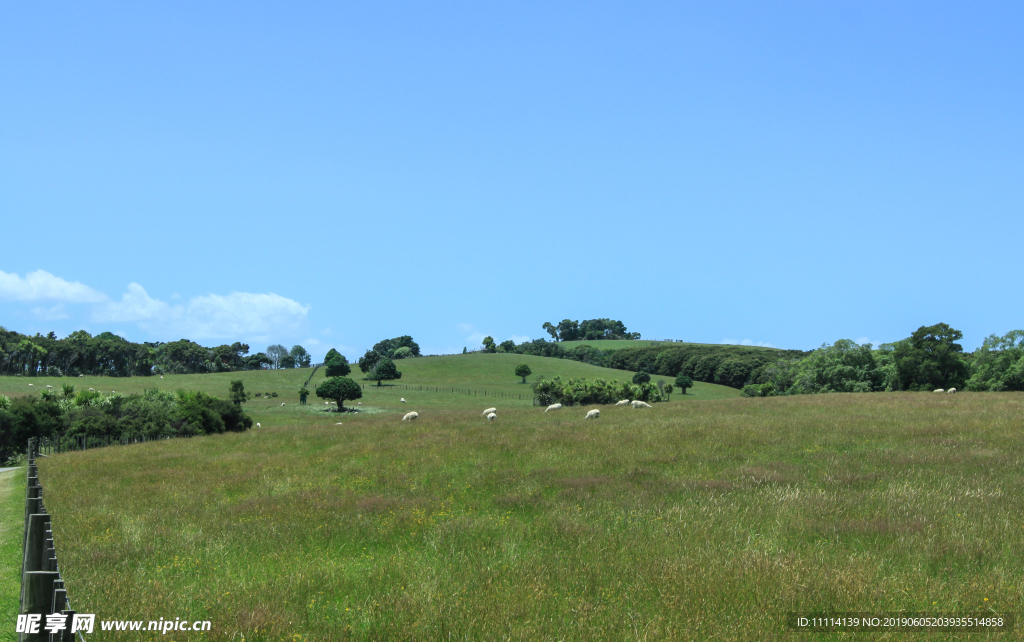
[{"x1": 0, "y1": 354, "x2": 741, "y2": 418}]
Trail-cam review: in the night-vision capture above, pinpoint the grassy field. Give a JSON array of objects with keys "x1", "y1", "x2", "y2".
[
  {"x1": 554, "y1": 339, "x2": 786, "y2": 351},
  {"x1": 34, "y1": 391, "x2": 1024, "y2": 641},
  {"x1": 0, "y1": 354, "x2": 740, "y2": 424},
  {"x1": 0, "y1": 466, "x2": 24, "y2": 642}
]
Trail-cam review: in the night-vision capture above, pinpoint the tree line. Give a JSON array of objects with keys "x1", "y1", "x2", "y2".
[
  {"x1": 0, "y1": 326, "x2": 312, "y2": 377},
  {"x1": 540, "y1": 318, "x2": 640, "y2": 342}
]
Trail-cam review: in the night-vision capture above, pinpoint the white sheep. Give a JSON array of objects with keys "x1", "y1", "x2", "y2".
[
  {"x1": 402, "y1": 411, "x2": 419, "y2": 421},
  {"x1": 78, "y1": 374, "x2": 83, "y2": 377},
  {"x1": 947, "y1": 388, "x2": 957, "y2": 394},
  {"x1": 256, "y1": 423, "x2": 261, "y2": 428},
  {"x1": 585, "y1": 409, "x2": 600, "y2": 420},
  {"x1": 631, "y1": 400, "x2": 652, "y2": 408},
  {"x1": 335, "y1": 422, "x2": 344, "y2": 426},
  {"x1": 160, "y1": 376, "x2": 164, "y2": 379},
  {"x1": 325, "y1": 401, "x2": 330, "y2": 405},
  {"x1": 281, "y1": 403, "x2": 286, "y2": 407},
  {"x1": 401, "y1": 398, "x2": 406, "y2": 403},
  {"x1": 89, "y1": 388, "x2": 94, "y2": 391},
  {"x1": 933, "y1": 389, "x2": 944, "y2": 393},
  {"x1": 482, "y1": 407, "x2": 497, "y2": 416},
  {"x1": 545, "y1": 403, "x2": 563, "y2": 413},
  {"x1": 28, "y1": 384, "x2": 34, "y2": 387},
  {"x1": 357, "y1": 402, "x2": 362, "y2": 405},
  {"x1": 487, "y1": 412, "x2": 497, "y2": 422},
  {"x1": 615, "y1": 399, "x2": 630, "y2": 406}
]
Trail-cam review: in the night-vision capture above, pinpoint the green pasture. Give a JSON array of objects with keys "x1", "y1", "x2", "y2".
[
  {"x1": 0, "y1": 354, "x2": 740, "y2": 423},
  {"x1": 35, "y1": 392, "x2": 1024, "y2": 641}
]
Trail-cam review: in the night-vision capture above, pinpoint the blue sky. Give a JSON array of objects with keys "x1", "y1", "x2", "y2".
[{"x1": 2, "y1": 1, "x2": 1021, "y2": 360}]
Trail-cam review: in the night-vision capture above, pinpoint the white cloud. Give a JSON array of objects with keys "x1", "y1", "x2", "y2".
[
  {"x1": 855, "y1": 336, "x2": 874, "y2": 347},
  {"x1": 95, "y1": 283, "x2": 170, "y2": 323},
  {"x1": 721, "y1": 338, "x2": 775, "y2": 348},
  {"x1": 457, "y1": 323, "x2": 488, "y2": 349},
  {"x1": 175, "y1": 292, "x2": 311, "y2": 340},
  {"x1": 509, "y1": 334, "x2": 530, "y2": 344},
  {"x1": 0, "y1": 270, "x2": 107, "y2": 303}
]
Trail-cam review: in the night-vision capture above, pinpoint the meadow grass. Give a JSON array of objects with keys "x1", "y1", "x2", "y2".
[
  {"x1": 0, "y1": 466, "x2": 25, "y2": 642},
  {"x1": 35, "y1": 392, "x2": 1024, "y2": 641}
]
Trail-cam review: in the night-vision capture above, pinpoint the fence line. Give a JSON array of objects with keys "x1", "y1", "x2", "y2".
[{"x1": 20, "y1": 437, "x2": 88, "y2": 641}]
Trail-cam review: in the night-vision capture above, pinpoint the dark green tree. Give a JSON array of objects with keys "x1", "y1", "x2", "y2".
[
  {"x1": 542, "y1": 322, "x2": 559, "y2": 341},
  {"x1": 499, "y1": 340, "x2": 516, "y2": 353},
  {"x1": 370, "y1": 358, "x2": 402, "y2": 387},
  {"x1": 515, "y1": 363, "x2": 532, "y2": 383},
  {"x1": 358, "y1": 350, "x2": 381, "y2": 373},
  {"x1": 632, "y1": 370, "x2": 651, "y2": 385},
  {"x1": 229, "y1": 380, "x2": 250, "y2": 406},
  {"x1": 325, "y1": 353, "x2": 351, "y2": 377},
  {"x1": 967, "y1": 330, "x2": 1024, "y2": 391},
  {"x1": 279, "y1": 354, "x2": 297, "y2": 369},
  {"x1": 316, "y1": 377, "x2": 362, "y2": 410},
  {"x1": 324, "y1": 348, "x2": 341, "y2": 364},
  {"x1": 674, "y1": 373, "x2": 693, "y2": 394},
  {"x1": 482, "y1": 336, "x2": 497, "y2": 353},
  {"x1": 556, "y1": 319, "x2": 580, "y2": 341},
  {"x1": 891, "y1": 323, "x2": 971, "y2": 391}
]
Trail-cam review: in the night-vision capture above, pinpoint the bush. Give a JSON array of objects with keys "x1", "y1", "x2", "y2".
[
  {"x1": 531, "y1": 376, "x2": 662, "y2": 407},
  {"x1": 632, "y1": 371, "x2": 651, "y2": 385}
]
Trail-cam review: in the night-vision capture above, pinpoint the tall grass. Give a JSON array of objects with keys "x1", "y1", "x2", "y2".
[{"x1": 37, "y1": 393, "x2": 1024, "y2": 640}]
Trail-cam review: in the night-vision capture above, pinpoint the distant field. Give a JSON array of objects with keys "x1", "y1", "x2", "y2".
[
  {"x1": 0, "y1": 354, "x2": 740, "y2": 422},
  {"x1": 554, "y1": 339, "x2": 786, "y2": 351},
  {"x1": 36, "y1": 392, "x2": 1024, "y2": 640}
]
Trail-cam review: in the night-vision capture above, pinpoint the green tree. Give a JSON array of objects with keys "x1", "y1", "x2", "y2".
[
  {"x1": 370, "y1": 358, "x2": 401, "y2": 386},
  {"x1": 674, "y1": 373, "x2": 693, "y2": 394},
  {"x1": 632, "y1": 370, "x2": 651, "y2": 385},
  {"x1": 229, "y1": 380, "x2": 250, "y2": 406},
  {"x1": 392, "y1": 346, "x2": 413, "y2": 359},
  {"x1": 891, "y1": 323, "x2": 971, "y2": 391},
  {"x1": 515, "y1": 363, "x2": 532, "y2": 383},
  {"x1": 358, "y1": 350, "x2": 381, "y2": 373},
  {"x1": 290, "y1": 345, "x2": 311, "y2": 368},
  {"x1": 316, "y1": 377, "x2": 362, "y2": 410},
  {"x1": 481, "y1": 336, "x2": 497, "y2": 353},
  {"x1": 556, "y1": 319, "x2": 580, "y2": 341},
  {"x1": 966, "y1": 329, "x2": 1024, "y2": 391},
  {"x1": 324, "y1": 348, "x2": 341, "y2": 363},
  {"x1": 542, "y1": 322, "x2": 558, "y2": 341},
  {"x1": 325, "y1": 353, "x2": 351, "y2": 377},
  {"x1": 663, "y1": 383, "x2": 673, "y2": 400}
]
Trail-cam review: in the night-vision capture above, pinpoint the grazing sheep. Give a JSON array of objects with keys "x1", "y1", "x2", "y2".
[
  {"x1": 402, "y1": 411, "x2": 419, "y2": 421},
  {"x1": 615, "y1": 399, "x2": 630, "y2": 406},
  {"x1": 357, "y1": 402, "x2": 362, "y2": 405},
  {"x1": 325, "y1": 401, "x2": 330, "y2": 405},
  {"x1": 281, "y1": 403, "x2": 286, "y2": 406},
  {"x1": 28, "y1": 384, "x2": 34, "y2": 387},
  {"x1": 631, "y1": 400, "x2": 652, "y2": 409},
  {"x1": 933, "y1": 389, "x2": 944, "y2": 393},
  {"x1": 585, "y1": 409, "x2": 600, "y2": 420},
  {"x1": 78, "y1": 374, "x2": 83, "y2": 377},
  {"x1": 482, "y1": 407, "x2": 497, "y2": 416},
  {"x1": 160, "y1": 376, "x2": 164, "y2": 379},
  {"x1": 487, "y1": 412, "x2": 497, "y2": 422},
  {"x1": 46, "y1": 385, "x2": 53, "y2": 389},
  {"x1": 401, "y1": 398, "x2": 406, "y2": 403},
  {"x1": 256, "y1": 423, "x2": 261, "y2": 428},
  {"x1": 947, "y1": 388, "x2": 957, "y2": 394},
  {"x1": 335, "y1": 422, "x2": 344, "y2": 425},
  {"x1": 545, "y1": 403, "x2": 563, "y2": 413},
  {"x1": 89, "y1": 388, "x2": 94, "y2": 391}
]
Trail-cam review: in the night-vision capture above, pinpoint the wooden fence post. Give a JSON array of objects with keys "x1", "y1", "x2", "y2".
[{"x1": 20, "y1": 571, "x2": 60, "y2": 642}]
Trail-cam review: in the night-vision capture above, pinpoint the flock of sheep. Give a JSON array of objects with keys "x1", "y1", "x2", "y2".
[{"x1": 399, "y1": 398, "x2": 654, "y2": 422}]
